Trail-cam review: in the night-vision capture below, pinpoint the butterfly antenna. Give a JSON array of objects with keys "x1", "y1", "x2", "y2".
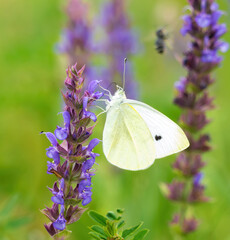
[{"x1": 123, "y1": 58, "x2": 127, "y2": 89}]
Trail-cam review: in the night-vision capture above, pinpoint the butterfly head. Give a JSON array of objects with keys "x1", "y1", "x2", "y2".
[{"x1": 106, "y1": 86, "x2": 126, "y2": 110}]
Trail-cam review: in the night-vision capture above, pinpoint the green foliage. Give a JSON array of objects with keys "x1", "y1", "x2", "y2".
[
  {"x1": 88, "y1": 209, "x2": 149, "y2": 240},
  {"x1": 0, "y1": 195, "x2": 30, "y2": 235}
]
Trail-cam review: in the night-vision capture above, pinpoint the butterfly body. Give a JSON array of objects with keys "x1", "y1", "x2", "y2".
[{"x1": 102, "y1": 87, "x2": 189, "y2": 171}]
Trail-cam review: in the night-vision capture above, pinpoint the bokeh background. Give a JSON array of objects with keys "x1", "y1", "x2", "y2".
[{"x1": 0, "y1": 0, "x2": 230, "y2": 239}]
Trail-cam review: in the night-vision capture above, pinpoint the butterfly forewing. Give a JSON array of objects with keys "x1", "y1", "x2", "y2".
[
  {"x1": 124, "y1": 99, "x2": 189, "y2": 159},
  {"x1": 103, "y1": 103, "x2": 156, "y2": 171}
]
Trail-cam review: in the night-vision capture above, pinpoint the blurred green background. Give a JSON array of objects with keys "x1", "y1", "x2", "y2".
[{"x1": 0, "y1": 0, "x2": 230, "y2": 239}]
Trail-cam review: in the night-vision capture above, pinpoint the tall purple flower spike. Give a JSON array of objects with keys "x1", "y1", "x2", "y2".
[
  {"x1": 41, "y1": 63, "x2": 102, "y2": 237},
  {"x1": 162, "y1": 0, "x2": 228, "y2": 236},
  {"x1": 56, "y1": 0, "x2": 95, "y2": 82},
  {"x1": 101, "y1": 0, "x2": 139, "y2": 99}
]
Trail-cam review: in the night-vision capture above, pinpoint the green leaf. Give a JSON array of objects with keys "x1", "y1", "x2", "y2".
[
  {"x1": 88, "y1": 232, "x2": 102, "y2": 240},
  {"x1": 117, "y1": 208, "x2": 124, "y2": 214},
  {"x1": 132, "y1": 229, "x2": 149, "y2": 240},
  {"x1": 106, "y1": 211, "x2": 117, "y2": 220},
  {"x1": 117, "y1": 220, "x2": 125, "y2": 229},
  {"x1": 90, "y1": 225, "x2": 109, "y2": 238},
  {"x1": 122, "y1": 222, "x2": 143, "y2": 238},
  {"x1": 106, "y1": 221, "x2": 116, "y2": 236},
  {"x1": 88, "y1": 211, "x2": 107, "y2": 226}
]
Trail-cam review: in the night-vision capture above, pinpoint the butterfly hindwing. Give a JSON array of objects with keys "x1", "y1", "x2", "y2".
[
  {"x1": 103, "y1": 103, "x2": 156, "y2": 170},
  {"x1": 124, "y1": 99, "x2": 189, "y2": 159}
]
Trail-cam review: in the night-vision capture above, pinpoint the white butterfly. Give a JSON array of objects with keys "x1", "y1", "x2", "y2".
[{"x1": 102, "y1": 86, "x2": 189, "y2": 171}]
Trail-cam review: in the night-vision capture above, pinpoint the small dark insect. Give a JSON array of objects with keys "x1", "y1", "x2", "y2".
[
  {"x1": 155, "y1": 29, "x2": 168, "y2": 54},
  {"x1": 155, "y1": 135, "x2": 162, "y2": 141}
]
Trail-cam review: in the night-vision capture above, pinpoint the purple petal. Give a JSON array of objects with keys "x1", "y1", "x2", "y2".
[
  {"x1": 82, "y1": 196, "x2": 92, "y2": 206},
  {"x1": 218, "y1": 42, "x2": 229, "y2": 53},
  {"x1": 63, "y1": 111, "x2": 71, "y2": 127},
  {"x1": 51, "y1": 195, "x2": 64, "y2": 205},
  {"x1": 92, "y1": 91, "x2": 104, "y2": 99},
  {"x1": 195, "y1": 13, "x2": 211, "y2": 28},
  {"x1": 46, "y1": 147, "x2": 60, "y2": 164},
  {"x1": 88, "y1": 138, "x2": 100, "y2": 151},
  {"x1": 82, "y1": 158, "x2": 95, "y2": 172},
  {"x1": 55, "y1": 127, "x2": 68, "y2": 140},
  {"x1": 210, "y1": 2, "x2": 219, "y2": 11},
  {"x1": 53, "y1": 214, "x2": 66, "y2": 230},
  {"x1": 47, "y1": 161, "x2": 57, "y2": 174},
  {"x1": 193, "y1": 172, "x2": 203, "y2": 186},
  {"x1": 83, "y1": 96, "x2": 88, "y2": 110},
  {"x1": 60, "y1": 178, "x2": 65, "y2": 189},
  {"x1": 88, "y1": 80, "x2": 101, "y2": 94},
  {"x1": 180, "y1": 15, "x2": 192, "y2": 36},
  {"x1": 84, "y1": 111, "x2": 97, "y2": 122},
  {"x1": 215, "y1": 24, "x2": 227, "y2": 38},
  {"x1": 175, "y1": 78, "x2": 187, "y2": 92},
  {"x1": 211, "y1": 10, "x2": 223, "y2": 24},
  {"x1": 43, "y1": 132, "x2": 58, "y2": 147},
  {"x1": 201, "y1": 50, "x2": 222, "y2": 63}
]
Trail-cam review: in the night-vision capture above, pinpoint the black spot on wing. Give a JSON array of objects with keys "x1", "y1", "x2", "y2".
[{"x1": 155, "y1": 135, "x2": 162, "y2": 141}]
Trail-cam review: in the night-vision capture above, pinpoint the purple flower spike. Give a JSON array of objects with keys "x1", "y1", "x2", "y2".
[
  {"x1": 100, "y1": 0, "x2": 139, "y2": 99},
  {"x1": 165, "y1": 0, "x2": 228, "y2": 237},
  {"x1": 42, "y1": 63, "x2": 101, "y2": 236}
]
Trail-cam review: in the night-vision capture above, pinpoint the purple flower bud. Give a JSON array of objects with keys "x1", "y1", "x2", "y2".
[
  {"x1": 55, "y1": 126, "x2": 68, "y2": 140},
  {"x1": 175, "y1": 78, "x2": 187, "y2": 92},
  {"x1": 193, "y1": 172, "x2": 203, "y2": 186}
]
